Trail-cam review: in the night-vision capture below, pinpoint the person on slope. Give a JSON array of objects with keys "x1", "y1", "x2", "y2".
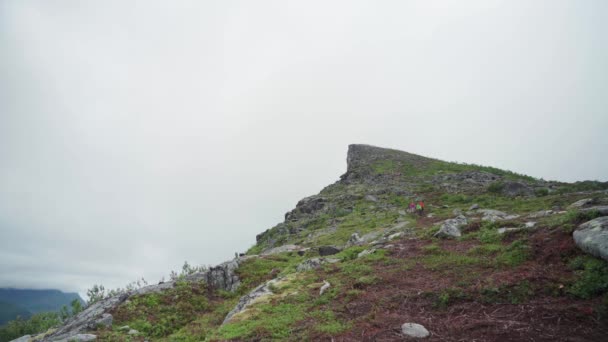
[
  {"x1": 409, "y1": 201, "x2": 416, "y2": 213},
  {"x1": 418, "y1": 201, "x2": 425, "y2": 216},
  {"x1": 415, "y1": 202, "x2": 422, "y2": 216}
]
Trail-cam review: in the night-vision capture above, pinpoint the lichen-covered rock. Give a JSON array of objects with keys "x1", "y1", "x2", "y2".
[
  {"x1": 9, "y1": 335, "x2": 31, "y2": 342},
  {"x1": 434, "y1": 215, "x2": 468, "y2": 238},
  {"x1": 357, "y1": 249, "x2": 376, "y2": 258},
  {"x1": 573, "y1": 216, "x2": 608, "y2": 262}
]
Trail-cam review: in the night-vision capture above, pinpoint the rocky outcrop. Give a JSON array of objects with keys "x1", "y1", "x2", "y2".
[
  {"x1": 580, "y1": 206, "x2": 608, "y2": 216},
  {"x1": 43, "y1": 258, "x2": 246, "y2": 341},
  {"x1": 434, "y1": 215, "x2": 468, "y2": 238},
  {"x1": 573, "y1": 217, "x2": 608, "y2": 262},
  {"x1": 43, "y1": 294, "x2": 128, "y2": 341},
  {"x1": 223, "y1": 278, "x2": 284, "y2": 324},
  {"x1": 285, "y1": 196, "x2": 327, "y2": 221},
  {"x1": 10, "y1": 335, "x2": 31, "y2": 342}
]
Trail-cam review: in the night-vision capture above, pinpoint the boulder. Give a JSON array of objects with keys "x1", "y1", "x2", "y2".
[
  {"x1": 434, "y1": 215, "x2": 468, "y2": 238},
  {"x1": 128, "y1": 329, "x2": 139, "y2": 335},
  {"x1": 568, "y1": 198, "x2": 594, "y2": 209},
  {"x1": 9, "y1": 335, "x2": 31, "y2": 342},
  {"x1": 452, "y1": 209, "x2": 463, "y2": 216},
  {"x1": 502, "y1": 181, "x2": 533, "y2": 197},
  {"x1": 401, "y1": 323, "x2": 430, "y2": 338},
  {"x1": 296, "y1": 258, "x2": 339, "y2": 272},
  {"x1": 469, "y1": 203, "x2": 480, "y2": 210},
  {"x1": 498, "y1": 227, "x2": 523, "y2": 234},
  {"x1": 573, "y1": 217, "x2": 608, "y2": 262},
  {"x1": 318, "y1": 246, "x2": 341, "y2": 256},
  {"x1": 580, "y1": 206, "x2": 608, "y2": 216}
]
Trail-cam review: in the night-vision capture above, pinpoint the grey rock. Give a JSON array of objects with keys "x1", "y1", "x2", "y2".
[
  {"x1": 452, "y1": 209, "x2": 462, "y2": 216},
  {"x1": 43, "y1": 293, "x2": 128, "y2": 342},
  {"x1": 580, "y1": 206, "x2": 608, "y2": 216},
  {"x1": 365, "y1": 194, "x2": 378, "y2": 202},
  {"x1": 469, "y1": 203, "x2": 479, "y2": 210},
  {"x1": 261, "y1": 244, "x2": 301, "y2": 256},
  {"x1": 346, "y1": 233, "x2": 363, "y2": 246},
  {"x1": 223, "y1": 277, "x2": 282, "y2": 324},
  {"x1": 525, "y1": 221, "x2": 537, "y2": 228},
  {"x1": 9, "y1": 335, "x2": 31, "y2": 342},
  {"x1": 568, "y1": 198, "x2": 594, "y2": 209},
  {"x1": 478, "y1": 209, "x2": 519, "y2": 222},
  {"x1": 318, "y1": 246, "x2": 341, "y2": 256},
  {"x1": 573, "y1": 216, "x2": 608, "y2": 262},
  {"x1": 398, "y1": 210, "x2": 407, "y2": 215},
  {"x1": 401, "y1": 323, "x2": 430, "y2": 338},
  {"x1": 319, "y1": 280, "x2": 331, "y2": 295},
  {"x1": 296, "y1": 257, "x2": 339, "y2": 272},
  {"x1": 388, "y1": 232, "x2": 403, "y2": 240},
  {"x1": 127, "y1": 329, "x2": 139, "y2": 336},
  {"x1": 117, "y1": 326, "x2": 130, "y2": 332},
  {"x1": 502, "y1": 181, "x2": 533, "y2": 197},
  {"x1": 94, "y1": 313, "x2": 112, "y2": 328},
  {"x1": 55, "y1": 334, "x2": 97, "y2": 342},
  {"x1": 427, "y1": 213, "x2": 435, "y2": 218},
  {"x1": 357, "y1": 249, "x2": 376, "y2": 258},
  {"x1": 498, "y1": 227, "x2": 523, "y2": 234},
  {"x1": 434, "y1": 215, "x2": 468, "y2": 238},
  {"x1": 527, "y1": 210, "x2": 554, "y2": 218}
]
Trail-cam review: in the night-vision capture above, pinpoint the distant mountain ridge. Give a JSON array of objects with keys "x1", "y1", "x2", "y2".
[{"x1": 0, "y1": 289, "x2": 83, "y2": 326}]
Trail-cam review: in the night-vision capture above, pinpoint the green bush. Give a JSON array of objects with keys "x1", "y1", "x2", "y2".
[
  {"x1": 0, "y1": 312, "x2": 61, "y2": 342},
  {"x1": 487, "y1": 182, "x2": 505, "y2": 194},
  {"x1": 568, "y1": 256, "x2": 608, "y2": 299}
]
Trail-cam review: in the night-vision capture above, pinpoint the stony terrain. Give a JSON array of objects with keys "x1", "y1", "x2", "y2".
[{"x1": 12, "y1": 144, "x2": 608, "y2": 341}]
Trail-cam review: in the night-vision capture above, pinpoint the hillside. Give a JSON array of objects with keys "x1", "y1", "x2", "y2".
[
  {"x1": 10, "y1": 144, "x2": 608, "y2": 341},
  {"x1": 0, "y1": 289, "x2": 83, "y2": 317},
  {"x1": 0, "y1": 301, "x2": 30, "y2": 326}
]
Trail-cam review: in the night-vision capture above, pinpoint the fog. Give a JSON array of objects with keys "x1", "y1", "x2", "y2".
[{"x1": 1, "y1": 0, "x2": 606, "y2": 295}]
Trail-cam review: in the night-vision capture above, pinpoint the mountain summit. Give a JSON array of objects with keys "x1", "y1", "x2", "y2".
[{"x1": 7, "y1": 145, "x2": 608, "y2": 342}]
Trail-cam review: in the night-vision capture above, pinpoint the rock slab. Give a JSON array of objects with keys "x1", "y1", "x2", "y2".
[
  {"x1": 434, "y1": 215, "x2": 468, "y2": 238},
  {"x1": 573, "y1": 216, "x2": 608, "y2": 262}
]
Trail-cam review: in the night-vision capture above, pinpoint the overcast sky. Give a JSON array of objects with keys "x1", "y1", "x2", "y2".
[{"x1": 1, "y1": 0, "x2": 607, "y2": 296}]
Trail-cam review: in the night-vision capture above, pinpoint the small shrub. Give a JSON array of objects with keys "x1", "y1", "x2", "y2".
[
  {"x1": 568, "y1": 256, "x2": 608, "y2": 299},
  {"x1": 488, "y1": 182, "x2": 505, "y2": 194},
  {"x1": 535, "y1": 188, "x2": 549, "y2": 197}
]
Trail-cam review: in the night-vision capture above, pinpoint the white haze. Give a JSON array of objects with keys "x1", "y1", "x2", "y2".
[{"x1": 0, "y1": 0, "x2": 607, "y2": 295}]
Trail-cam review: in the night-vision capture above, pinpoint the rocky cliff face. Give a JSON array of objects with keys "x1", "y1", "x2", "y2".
[{"x1": 13, "y1": 144, "x2": 608, "y2": 342}]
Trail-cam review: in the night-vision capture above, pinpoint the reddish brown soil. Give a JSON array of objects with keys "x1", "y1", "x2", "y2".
[{"x1": 313, "y1": 229, "x2": 608, "y2": 341}]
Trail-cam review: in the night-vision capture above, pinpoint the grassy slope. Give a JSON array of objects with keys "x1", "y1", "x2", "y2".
[{"x1": 92, "y1": 151, "x2": 608, "y2": 341}]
